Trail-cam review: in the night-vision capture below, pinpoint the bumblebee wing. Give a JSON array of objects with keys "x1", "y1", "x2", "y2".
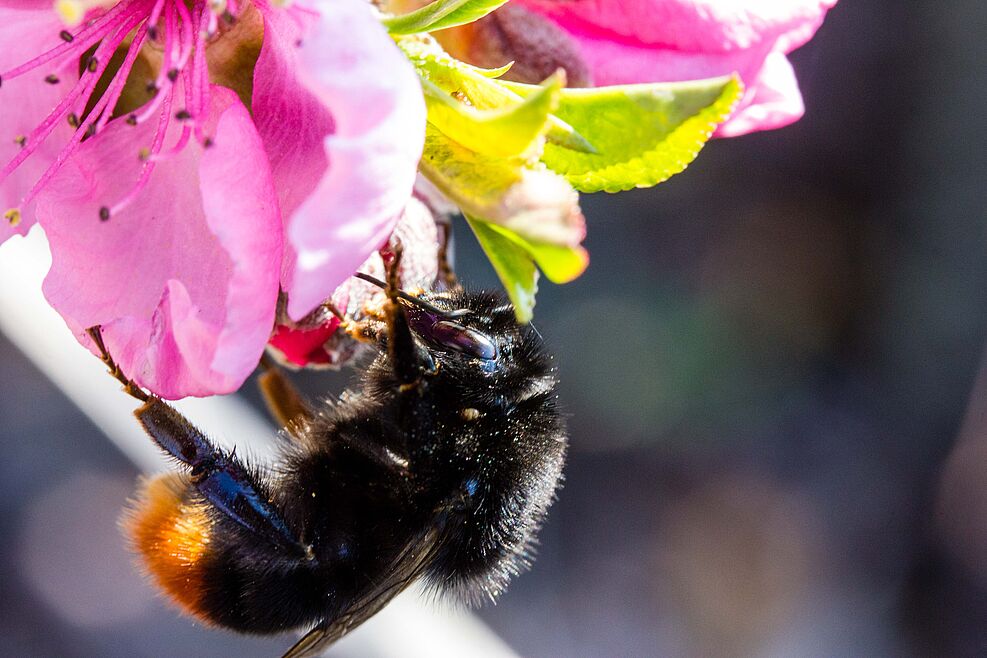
[
  {"x1": 281, "y1": 528, "x2": 442, "y2": 658},
  {"x1": 281, "y1": 624, "x2": 335, "y2": 658}
]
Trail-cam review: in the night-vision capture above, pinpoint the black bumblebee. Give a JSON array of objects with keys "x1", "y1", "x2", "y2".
[{"x1": 92, "y1": 256, "x2": 567, "y2": 657}]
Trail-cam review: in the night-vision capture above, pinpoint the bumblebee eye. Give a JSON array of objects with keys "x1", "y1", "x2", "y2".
[
  {"x1": 407, "y1": 308, "x2": 500, "y2": 361},
  {"x1": 430, "y1": 321, "x2": 499, "y2": 360}
]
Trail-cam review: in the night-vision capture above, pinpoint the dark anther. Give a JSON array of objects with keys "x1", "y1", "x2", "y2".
[
  {"x1": 99, "y1": 206, "x2": 110, "y2": 221},
  {"x1": 59, "y1": 30, "x2": 74, "y2": 42},
  {"x1": 203, "y1": 137, "x2": 214, "y2": 148},
  {"x1": 175, "y1": 109, "x2": 192, "y2": 121},
  {"x1": 145, "y1": 81, "x2": 158, "y2": 95},
  {"x1": 85, "y1": 124, "x2": 97, "y2": 137},
  {"x1": 126, "y1": 114, "x2": 138, "y2": 126},
  {"x1": 67, "y1": 113, "x2": 80, "y2": 128},
  {"x1": 167, "y1": 68, "x2": 179, "y2": 82},
  {"x1": 147, "y1": 26, "x2": 158, "y2": 40},
  {"x1": 86, "y1": 56, "x2": 98, "y2": 73},
  {"x1": 221, "y1": 10, "x2": 234, "y2": 24},
  {"x1": 14, "y1": 135, "x2": 26, "y2": 148},
  {"x1": 45, "y1": 74, "x2": 60, "y2": 84}
]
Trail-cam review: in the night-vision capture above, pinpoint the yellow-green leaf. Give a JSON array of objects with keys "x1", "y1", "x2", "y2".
[
  {"x1": 384, "y1": 0, "x2": 510, "y2": 35},
  {"x1": 419, "y1": 124, "x2": 583, "y2": 246},
  {"x1": 421, "y1": 73, "x2": 561, "y2": 159},
  {"x1": 504, "y1": 76, "x2": 744, "y2": 193},
  {"x1": 467, "y1": 217, "x2": 538, "y2": 322},
  {"x1": 398, "y1": 36, "x2": 597, "y2": 154},
  {"x1": 480, "y1": 221, "x2": 588, "y2": 284}
]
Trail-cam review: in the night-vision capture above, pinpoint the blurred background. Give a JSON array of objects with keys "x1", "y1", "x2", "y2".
[{"x1": 3, "y1": 1, "x2": 987, "y2": 656}]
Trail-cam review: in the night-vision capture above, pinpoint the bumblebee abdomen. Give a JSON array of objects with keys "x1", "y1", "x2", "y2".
[
  {"x1": 124, "y1": 473, "x2": 215, "y2": 623},
  {"x1": 125, "y1": 473, "x2": 328, "y2": 633}
]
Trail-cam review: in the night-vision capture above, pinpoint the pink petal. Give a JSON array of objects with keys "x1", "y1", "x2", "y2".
[
  {"x1": 0, "y1": 7, "x2": 78, "y2": 241},
  {"x1": 546, "y1": 19, "x2": 773, "y2": 88},
  {"x1": 517, "y1": 0, "x2": 835, "y2": 53},
  {"x1": 267, "y1": 320, "x2": 341, "y2": 368},
  {"x1": 715, "y1": 52, "x2": 804, "y2": 137},
  {"x1": 0, "y1": 0, "x2": 57, "y2": 11},
  {"x1": 36, "y1": 86, "x2": 282, "y2": 399},
  {"x1": 517, "y1": 0, "x2": 836, "y2": 136},
  {"x1": 253, "y1": 0, "x2": 425, "y2": 321}
]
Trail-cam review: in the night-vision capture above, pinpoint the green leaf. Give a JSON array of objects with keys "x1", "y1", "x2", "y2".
[
  {"x1": 419, "y1": 124, "x2": 583, "y2": 243},
  {"x1": 384, "y1": 0, "x2": 510, "y2": 35},
  {"x1": 503, "y1": 76, "x2": 743, "y2": 193},
  {"x1": 467, "y1": 217, "x2": 538, "y2": 322},
  {"x1": 398, "y1": 37, "x2": 597, "y2": 154},
  {"x1": 466, "y1": 217, "x2": 588, "y2": 322},
  {"x1": 480, "y1": 222, "x2": 588, "y2": 284},
  {"x1": 421, "y1": 73, "x2": 561, "y2": 159}
]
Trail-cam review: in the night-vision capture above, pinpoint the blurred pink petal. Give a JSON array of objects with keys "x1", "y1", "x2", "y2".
[
  {"x1": 517, "y1": 0, "x2": 836, "y2": 135},
  {"x1": 715, "y1": 52, "x2": 804, "y2": 137},
  {"x1": 36, "y1": 87, "x2": 282, "y2": 399},
  {"x1": 253, "y1": 0, "x2": 426, "y2": 321},
  {"x1": 0, "y1": 7, "x2": 77, "y2": 240}
]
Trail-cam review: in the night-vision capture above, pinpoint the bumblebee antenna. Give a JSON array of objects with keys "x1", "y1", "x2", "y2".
[{"x1": 354, "y1": 272, "x2": 467, "y2": 319}]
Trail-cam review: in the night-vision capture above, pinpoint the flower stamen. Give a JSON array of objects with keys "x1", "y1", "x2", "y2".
[
  {"x1": 16, "y1": 16, "x2": 141, "y2": 209},
  {"x1": 1, "y1": 0, "x2": 243, "y2": 216},
  {"x1": 108, "y1": 87, "x2": 174, "y2": 217},
  {"x1": 0, "y1": 0, "x2": 141, "y2": 82},
  {"x1": 93, "y1": 21, "x2": 151, "y2": 134}
]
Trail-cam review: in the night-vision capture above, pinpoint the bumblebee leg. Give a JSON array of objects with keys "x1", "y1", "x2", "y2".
[
  {"x1": 135, "y1": 398, "x2": 311, "y2": 557},
  {"x1": 86, "y1": 326, "x2": 150, "y2": 403},
  {"x1": 89, "y1": 325, "x2": 308, "y2": 553},
  {"x1": 436, "y1": 217, "x2": 460, "y2": 291},
  {"x1": 382, "y1": 243, "x2": 435, "y2": 387},
  {"x1": 257, "y1": 354, "x2": 312, "y2": 435}
]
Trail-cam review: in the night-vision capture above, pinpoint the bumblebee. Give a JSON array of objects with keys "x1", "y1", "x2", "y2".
[{"x1": 92, "y1": 253, "x2": 567, "y2": 657}]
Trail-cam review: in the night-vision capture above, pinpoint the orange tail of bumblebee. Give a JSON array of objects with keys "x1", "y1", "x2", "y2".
[{"x1": 123, "y1": 473, "x2": 214, "y2": 622}]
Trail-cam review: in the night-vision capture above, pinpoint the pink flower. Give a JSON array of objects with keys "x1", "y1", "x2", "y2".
[
  {"x1": 452, "y1": 0, "x2": 836, "y2": 137},
  {"x1": 0, "y1": 0, "x2": 425, "y2": 397}
]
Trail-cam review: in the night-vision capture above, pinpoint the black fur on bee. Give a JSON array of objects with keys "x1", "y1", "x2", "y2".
[{"x1": 113, "y1": 278, "x2": 567, "y2": 657}]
